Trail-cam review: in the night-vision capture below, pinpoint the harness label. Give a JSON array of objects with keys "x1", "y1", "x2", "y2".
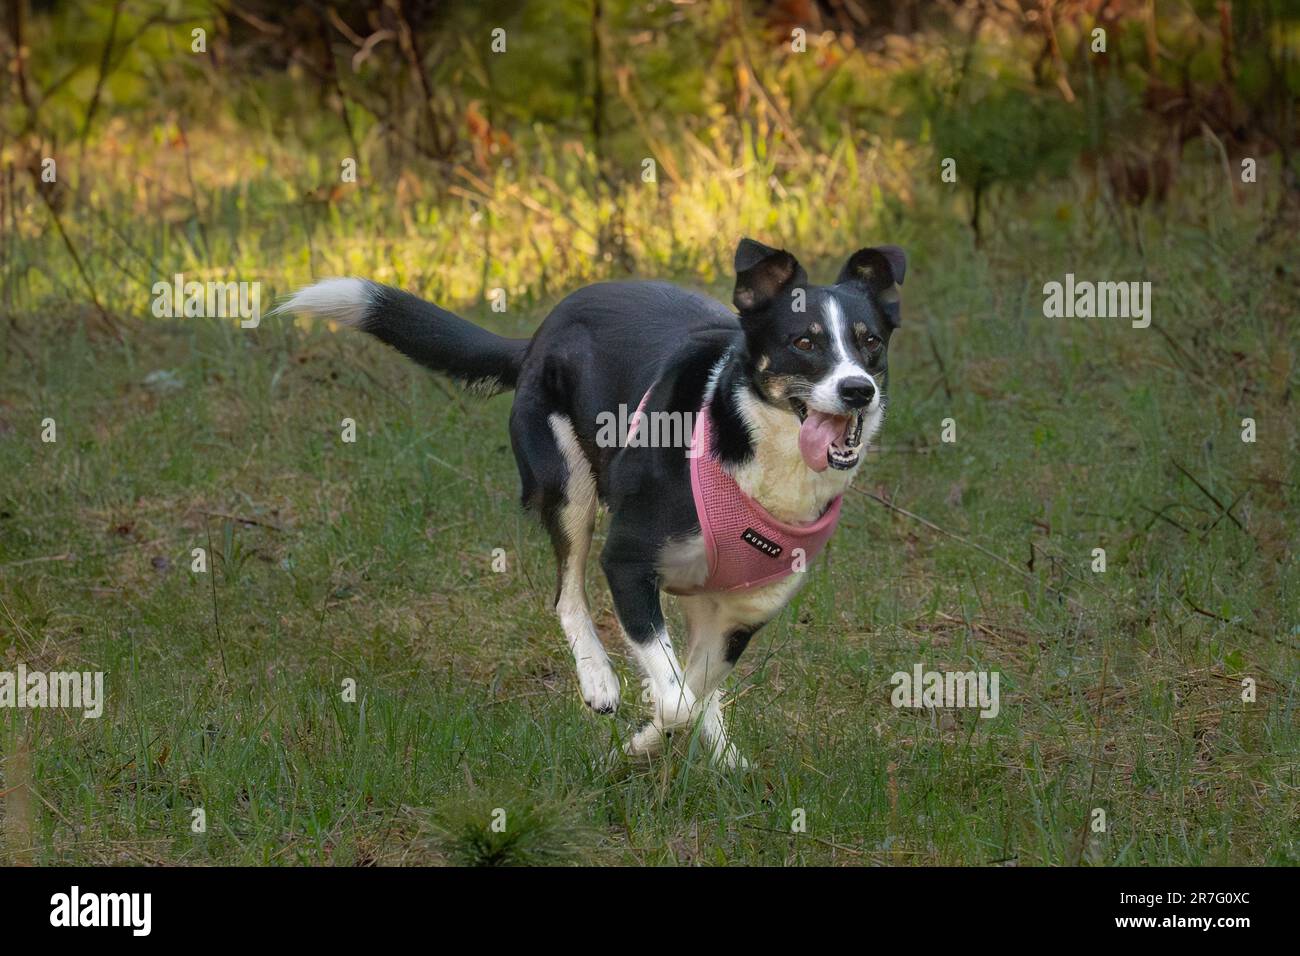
[{"x1": 741, "y1": 527, "x2": 782, "y2": 559}]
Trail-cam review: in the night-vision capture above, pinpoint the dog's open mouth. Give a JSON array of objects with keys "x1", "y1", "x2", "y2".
[{"x1": 790, "y1": 399, "x2": 864, "y2": 473}]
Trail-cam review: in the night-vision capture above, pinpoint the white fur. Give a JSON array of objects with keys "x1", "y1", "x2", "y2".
[
  {"x1": 809, "y1": 295, "x2": 881, "y2": 417},
  {"x1": 626, "y1": 627, "x2": 695, "y2": 730},
  {"x1": 656, "y1": 534, "x2": 709, "y2": 592},
  {"x1": 548, "y1": 414, "x2": 620, "y2": 713},
  {"x1": 811, "y1": 295, "x2": 873, "y2": 408},
  {"x1": 730, "y1": 385, "x2": 877, "y2": 524},
  {"x1": 277, "y1": 277, "x2": 374, "y2": 325}
]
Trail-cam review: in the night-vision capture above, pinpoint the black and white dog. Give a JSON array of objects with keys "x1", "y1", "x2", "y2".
[{"x1": 283, "y1": 239, "x2": 904, "y2": 767}]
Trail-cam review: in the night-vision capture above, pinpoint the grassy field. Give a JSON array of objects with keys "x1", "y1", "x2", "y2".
[{"x1": 2, "y1": 155, "x2": 1297, "y2": 865}]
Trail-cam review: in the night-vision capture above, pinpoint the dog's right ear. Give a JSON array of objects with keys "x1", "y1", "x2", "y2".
[{"x1": 733, "y1": 238, "x2": 805, "y2": 314}]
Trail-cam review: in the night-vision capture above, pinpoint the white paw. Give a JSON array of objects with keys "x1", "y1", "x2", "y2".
[
  {"x1": 624, "y1": 721, "x2": 666, "y2": 758},
  {"x1": 654, "y1": 683, "x2": 697, "y2": 730},
  {"x1": 575, "y1": 655, "x2": 620, "y2": 714}
]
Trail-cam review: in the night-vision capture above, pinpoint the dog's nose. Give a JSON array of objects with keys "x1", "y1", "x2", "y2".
[{"x1": 838, "y1": 377, "x2": 875, "y2": 408}]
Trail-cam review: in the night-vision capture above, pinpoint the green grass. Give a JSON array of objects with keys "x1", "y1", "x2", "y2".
[{"x1": 2, "y1": 159, "x2": 1298, "y2": 865}]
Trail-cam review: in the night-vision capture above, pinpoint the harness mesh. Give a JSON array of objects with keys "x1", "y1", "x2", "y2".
[
  {"x1": 688, "y1": 404, "x2": 842, "y2": 592},
  {"x1": 629, "y1": 387, "x2": 842, "y2": 593}
]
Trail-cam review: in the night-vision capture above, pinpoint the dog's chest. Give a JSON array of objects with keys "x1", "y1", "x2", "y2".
[
  {"x1": 712, "y1": 571, "x2": 808, "y2": 624},
  {"x1": 730, "y1": 391, "x2": 858, "y2": 524}
]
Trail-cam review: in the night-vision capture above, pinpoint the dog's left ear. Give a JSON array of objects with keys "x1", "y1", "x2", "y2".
[{"x1": 837, "y1": 245, "x2": 906, "y2": 325}]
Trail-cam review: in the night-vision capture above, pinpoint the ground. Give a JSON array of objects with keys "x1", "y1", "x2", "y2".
[{"x1": 1, "y1": 188, "x2": 1297, "y2": 866}]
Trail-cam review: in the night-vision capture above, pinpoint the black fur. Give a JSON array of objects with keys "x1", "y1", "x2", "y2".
[{"x1": 361, "y1": 283, "x2": 531, "y2": 390}]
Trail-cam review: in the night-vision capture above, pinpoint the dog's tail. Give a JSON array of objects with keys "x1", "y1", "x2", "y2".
[{"x1": 279, "y1": 278, "x2": 529, "y2": 393}]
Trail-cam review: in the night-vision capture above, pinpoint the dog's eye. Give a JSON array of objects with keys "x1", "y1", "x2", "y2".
[
  {"x1": 793, "y1": 336, "x2": 814, "y2": 351},
  {"x1": 864, "y1": 335, "x2": 883, "y2": 352}
]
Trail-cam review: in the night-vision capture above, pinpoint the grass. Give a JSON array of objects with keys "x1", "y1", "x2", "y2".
[{"x1": 1, "y1": 122, "x2": 1298, "y2": 863}]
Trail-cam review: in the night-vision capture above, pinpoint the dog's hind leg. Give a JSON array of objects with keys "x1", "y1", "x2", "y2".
[
  {"x1": 549, "y1": 415, "x2": 621, "y2": 713},
  {"x1": 511, "y1": 403, "x2": 620, "y2": 714}
]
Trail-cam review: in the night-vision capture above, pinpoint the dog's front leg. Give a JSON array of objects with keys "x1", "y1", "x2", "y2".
[
  {"x1": 682, "y1": 619, "x2": 756, "y2": 769},
  {"x1": 600, "y1": 555, "x2": 696, "y2": 744},
  {"x1": 680, "y1": 584, "x2": 794, "y2": 768}
]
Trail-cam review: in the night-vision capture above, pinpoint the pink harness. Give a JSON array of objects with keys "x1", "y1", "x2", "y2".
[{"x1": 629, "y1": 389, "x2": 842, "y2": 593}]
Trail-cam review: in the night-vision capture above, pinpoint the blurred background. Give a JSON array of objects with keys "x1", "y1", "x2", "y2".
[{"x1": 2, "y1": 0, "x2": 1296, "y2": 310}]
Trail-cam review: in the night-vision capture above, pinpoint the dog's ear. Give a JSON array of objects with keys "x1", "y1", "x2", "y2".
[
  {"x1": 838, "y1": 245, "x2": 906, "y2": 289},
  {"x1": 733, "y1": 238, "x2": 806, "y2": 314},
  {"x1": 837, "y1": 245, "x2": 906, "y2": 326}
]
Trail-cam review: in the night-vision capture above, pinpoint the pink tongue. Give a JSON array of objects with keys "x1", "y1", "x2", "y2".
[{"x1": 798, "y1": 411, "x2": 847, "y2": 472}]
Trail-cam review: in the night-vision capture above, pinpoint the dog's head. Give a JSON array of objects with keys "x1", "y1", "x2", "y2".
[{"x1": 731, "y1": 237, "x2": 905, "y2": 473}]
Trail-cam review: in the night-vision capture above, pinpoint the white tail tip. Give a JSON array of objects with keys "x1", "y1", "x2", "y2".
[{"x1": 275, "y1": 277, "x2": 375, "y2": 325}]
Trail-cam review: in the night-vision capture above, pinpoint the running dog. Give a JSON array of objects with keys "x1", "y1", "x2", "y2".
[{"x1": 282, "y1": 238, "x2": 905, "y2": 766}]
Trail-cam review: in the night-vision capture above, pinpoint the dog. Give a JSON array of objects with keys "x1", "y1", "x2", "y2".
[{"x1": 282, "y1": 238, "x2": 905, "y2": 767}]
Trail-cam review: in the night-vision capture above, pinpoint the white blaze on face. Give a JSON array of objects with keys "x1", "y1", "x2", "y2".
[{"x1": 809, "y1": 295, "x2": 877, "y2": 413}]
